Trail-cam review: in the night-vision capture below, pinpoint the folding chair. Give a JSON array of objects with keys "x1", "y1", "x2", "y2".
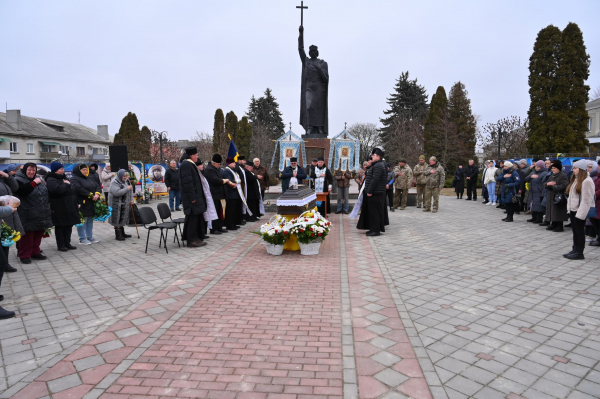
[
  {"x1": 157, "y1": 203, "x2": 186, "y2": 245},
  {"x1": 138, "y1": 207, "x2": 180, "y2": 254}
]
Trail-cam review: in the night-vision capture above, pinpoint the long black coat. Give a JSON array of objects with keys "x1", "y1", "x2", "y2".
[
  {"x1": 222, "y1": 167, "x2": 241, "y2": 200},
  {"x1": 244, "y1": 170, "x2": 260, "y2": 200},
  {"x1": 365, "y1": 160, "x2": 387, "y2": 195},
  {"x1": 203, "y1": 163, "x2": 226, "y2": 200},
  {"x1": 70, "y1": 164, "x2": 101, "y2": 217},
  {"x1": 88, "y1": 163, "x2": 102, "y2": 190},
  {"x1": 14, "y1": 170, "x2": 53, "y2": 232},
  {"x1": 453, "y1": 167, "x2": 466, "y2": 193},
  {"x1": 46, "y1": 172, "x2": 80, "y2": 227},
  {"x1": 179, "y1": 155, "x2": 207, "y2": 216},
  {"x1": 0, "y1": 175, "x2": 25, "y2": 235},
  {"x1": 525, "y1": 168, "x2": 548, "y2": 213},
  {"x1": 544, "y1": 170, "x2": 569, "y2": 222}
]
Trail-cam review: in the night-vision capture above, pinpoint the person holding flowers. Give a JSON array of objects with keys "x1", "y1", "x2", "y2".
[
  {"x1": 0, "y1": 164, "x2": 24, "y2": 272},
  {"x1": 14, "y1": 163, "x2": 53, "y2": 264},
  {"x1": 108, "y1": 169, "x2": 133, "y2": 241},
  {"x1": 70, "y1": 163, "x2": 102, "y2": 245},
  {"x1": 46, "y1": 162, "x2": 80, "y2": 252},
  {"x1": 0, "y1": 203, "x2": 19, "y2": 318}
]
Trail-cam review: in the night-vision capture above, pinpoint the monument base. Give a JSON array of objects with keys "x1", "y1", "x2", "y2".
[{"x1": 302, "y1": 135, "x2": 331, "y2": 167}]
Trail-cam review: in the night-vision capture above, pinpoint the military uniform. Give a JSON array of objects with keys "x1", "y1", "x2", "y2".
[
  {"x1": 392, "y1": 164, "x2": 413, "y2": 209},
  {"x1": 413, "y1": 162, "x2": 427, "y2": 208},
  {"x1": 423, "y1": 159, "x2": 445, "y2": 212}
]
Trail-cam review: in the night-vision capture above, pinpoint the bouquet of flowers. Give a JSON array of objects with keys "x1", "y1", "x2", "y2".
[
  {"x1": 1, "y1": 221, "x2": 20, "y2": 247},
  {"x1": 144, "y1": 187, "x2": 155, "y2": 200},
  {"x1": 94, "y1": 201, "x2": 112, "y2": 222},
  {"x1": 43, "y1": 228, "x2": 52, "y2": 238},
  {"x1": 75, "y1": 211, "x2": 85, "y2": 227},
  {"x1": 288, "y1": 211, "x2": 331, "y2": 244},
  {"x1": 252, "y1": 215, "x2": 291, "y2": 246}
]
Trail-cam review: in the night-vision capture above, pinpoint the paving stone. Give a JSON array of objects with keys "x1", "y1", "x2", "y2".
[
  {"x1": 48, "y1": 373, "x2": 82, "y2": 393},
  {"x1": 373, "y1": 368, "x2": 409, "y2": 387},
  {"x1": 371, "y1": 351, "x2": 402, "y2": 367},
  {"x1": 370, "y1": 337, "x2": 397, "y2": 350}
]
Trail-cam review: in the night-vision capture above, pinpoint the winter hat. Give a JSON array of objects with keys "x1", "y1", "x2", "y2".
[
  {"x1": 419, "y1": 155, "x2": 426, "y2": 160},
  {"x1": 50, "y1": 162, "x2": 64, "y2": 173},
  {"x1": 572, "y1": 159, "x2": 590, "y2": 171},
  {"x1": 589, "y1": 161, "x2": 598, "y2": 177},
  {"x1": 429, "y1": 156, "x2": 437, "y2": 162},
  {"x1": 185, "y1": 146, "x2": 198, "y2": 155},
  {"x1": 519, "y1": 159, "x2": 528, "y2": 166},
  {"x1": 504, "y1": 161, "x2": 513, "y2": 168},
  {"x1": 550, "y1": 159, "x2": 562, "y2": 171},
  {"x1": 212, "y1": 154, "x2": 222, "y2": 163},
  {"x1": 5, "y1": 164, "x2": 18, "y2": 172},
  {"x1": 371, "y1": 148, "x2": 384, "y2": 157},
  {"x1": 535, "y1": 160, "x2": 545, "y2": 169},
  {"x1": 226, "y1": 157, "x2": 235, "y2": 164},
  {"x1": 398, "y1": 158, "x2": 407, "y2": 164}
]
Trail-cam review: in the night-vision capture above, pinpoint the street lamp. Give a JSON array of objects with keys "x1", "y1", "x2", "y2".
[
  {"x1": 152, "y1": 130, "x2": 168, "y2": 165},
  {"x1": 491, "y1": 128, "x2": 504, "y2": 160}
]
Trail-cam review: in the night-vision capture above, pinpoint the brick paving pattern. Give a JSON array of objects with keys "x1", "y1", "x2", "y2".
[{"x1": 1, "y1": 196, "x2": 599, "y2": 398}]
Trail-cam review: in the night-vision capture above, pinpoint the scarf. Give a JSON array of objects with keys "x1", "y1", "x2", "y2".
[{"x1": 226, "y1": 166, "x2": 252, "y2": 216}]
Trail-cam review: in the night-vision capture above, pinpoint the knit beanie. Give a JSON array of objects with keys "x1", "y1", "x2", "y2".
[
  {"x1": 50, "y1": 162, "x2": 64, "y2": 173},
  {"x1": 572, "y1": 159, "x2": 590, "y2": 171},
  {"x1": 419, "y1": 155, "x2": 425, "y2": 160},
  {"x1": 504, "y1": 161, "x2": 513, "y2": 168},
  {"x1": 535, "y1": 160, "x2": 545, "y2": 169}
]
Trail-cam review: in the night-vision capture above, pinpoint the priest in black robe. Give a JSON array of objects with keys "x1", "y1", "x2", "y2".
[
  {"x1": 310, "y1": 157, "x2": 333, "y2": 216},
  {"x1": 243, "y1": 164, "x2": 262, "y2": 222},
  {"x1": 356, "y1": 148, "x2": 389, "y2": 236},
  {"x1": 203, "y1": 154, "x2": 229, "y2": 235}
]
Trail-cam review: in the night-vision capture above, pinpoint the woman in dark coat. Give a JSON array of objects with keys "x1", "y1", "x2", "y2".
[
  {"x1": 453, "y1": 165, "x2": 465, "y2": 199},
  {"x1": 543, "y1": 159, "x2": 569, "y2": 232},
  {"x1": 108, "y1": 169, "x2": 133, "y2": 241},
  {"x1": 70, "y1": 164, "x2": 102, "y2": 244},
  {"x1": 525, "y1": 160, "x2": 548, "y2": 224},
  {"x1": 496, "y1": 161, "x2": 520, "y2": 222},
  {"x1": 46, "y1": 162, "x2": 80, "y2": 251},
  {"x1": 88, "y1": 163, "x2": 102, "y2": 190},
  {"x1": 0, "y1": 165, "x2": 25, "y2": 272},
  {"x1": 14, "y1": 163, "x2": 53, "y2": 264}
]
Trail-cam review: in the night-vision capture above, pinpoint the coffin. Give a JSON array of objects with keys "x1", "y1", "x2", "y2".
[{"x1": 276, "y1": 185, "x2": 317, "y2": 215}]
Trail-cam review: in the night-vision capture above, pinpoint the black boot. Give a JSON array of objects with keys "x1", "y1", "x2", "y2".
[
  {"x1": 563, "y1": 246, "x2": 576, "y2": 258},
  {"x1": 4, "y1": 264, "x2": 17, "y2": 273},
  {"x1": 0, "y1": 307, "x2": 15, "y2": 319},
  {"x1": 502, "y1": 215, "x2": 514, "y2": 222},
  {"x1": 566, "y1": 247, "x2": 585, "y2": 260},
  {"x1": 553, "y1": 222, "x2": 564, "y2": 232},
  {"x1": 115, "y1": 228, "x2": 125, "y2": 241},
  {"x1": 120, "y1": 227, "x2": 132, "y2": 238},
  {"x1": 540, "y1": 221, "x2": 550, "y2": 226}
]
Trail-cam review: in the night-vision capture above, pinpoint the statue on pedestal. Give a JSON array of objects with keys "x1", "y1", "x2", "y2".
[{"x1": 298, "y1": 23, "x2": 329, "y2": 137}]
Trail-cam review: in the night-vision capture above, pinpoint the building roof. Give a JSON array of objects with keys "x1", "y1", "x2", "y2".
[
  {"x1": 586, "y1": 98, "x2": 600, "y2": 111},
  {"x1": 0, "y1": 112, "x2": 110, "y2": 145}
]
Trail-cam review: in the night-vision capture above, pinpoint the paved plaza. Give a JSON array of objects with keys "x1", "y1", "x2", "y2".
[{"x1": 0, "y1": 196, "x2": 599, "y2": 399}]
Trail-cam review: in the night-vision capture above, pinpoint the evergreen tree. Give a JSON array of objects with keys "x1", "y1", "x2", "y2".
[
  {"x1": 114, "y1": 112, "x2": 140, "y2": 146},
  {"x1": 526, "y1": 24, "x2": 590, "y2": 154},
  {"x1": 212, "y1": 109, "x2": 227, "y2": 156},
  {"x1": 237, "y1": 116, "x2": 252, "y2": 159},
  {"x1": 448, "y1": 81, "x2": 477, "y2": 161},
  {"x1": 225, "y1": 111, "x2": 239, "y2": 140},
  {"x1": 423, "y1": 86, "x2": 448, "y2": 157},
  {"x1": 379, "y1": 71, "x2": 428, "y2": 142},
  {"x1": 247, "y1": 88, "x2": 285, "y2": 139},
  {"x1": 135, "y1": 126, "x2": 152, "y2": 163}
]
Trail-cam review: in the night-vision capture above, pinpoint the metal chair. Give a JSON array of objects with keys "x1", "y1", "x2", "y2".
[
  {"x1": 156, "y1": 203, "x2": 186, "y2": 245},
  {"x1": 138, "y1": 207, "x2": 180, "y2": 254}
]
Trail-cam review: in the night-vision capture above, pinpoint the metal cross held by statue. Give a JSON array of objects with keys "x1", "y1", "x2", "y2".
[
  {"x1": 296, "y1": 1, "x2": 308, "y2": 27},
  {"x1": 344, "y1": 122, "x2": 347, "y2": 130}
]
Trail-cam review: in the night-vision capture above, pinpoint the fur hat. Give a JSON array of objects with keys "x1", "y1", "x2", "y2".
[
  {"x1": 212, "y1": 154, "x2": 222, "y2": 163},
  {"x1": 238, "y1": 155, "x2": 246, "y2": 161},
  {"x1": 185, "y1": 146, "x2": 198, "y2": 155},
  {"x1": 290, "y1": 157, "x2": 298, "y2": 163}
]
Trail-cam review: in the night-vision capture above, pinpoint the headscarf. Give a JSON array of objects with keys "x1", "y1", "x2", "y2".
[
  {"x1": 586, "y1": 161, "x2": 598, "y2": 178},
  {"x1": 117, "y1": 169, "x2": 128, "y2": 181}
]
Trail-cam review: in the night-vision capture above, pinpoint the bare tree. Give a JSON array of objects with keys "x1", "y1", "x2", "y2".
[
  {"x1": 477, "y1": 116, "x2": 530, "y2": 159},
  {"x1": 250, "y1": 121, "x2": 278, "y2": 181},
  {"x1": 383, "y1": 117, "x2": 424, "y2": 165},
  {"x1": 592, "y1": 85, "x2": 600, "y2": 101},
  {"x1": 189, "y1": 131, "x2": 214, "y2": 165},
  {"x1": 348, "y1": 123, "x2": 382, "y2": 163},
  {"x1": 149, "y1": 131, "x2": 181, "y2": 164}
]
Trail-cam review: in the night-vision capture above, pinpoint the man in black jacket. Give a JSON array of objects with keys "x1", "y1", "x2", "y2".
[
  {"x1": 356, "y1": 148, "x2": 389, "y2": 236},
  {"x1": 465, "y1": 160, "x2": 479, "y2": 201},
  {"x1": 164, "y1": 160, "x2": 181, "y2": 212},
  {"x1": 179, "y1": 147, "x2": 207, "y2": 248},
  {"x1": 203, "y1": 154, "x2": 229, "y2": 234}
]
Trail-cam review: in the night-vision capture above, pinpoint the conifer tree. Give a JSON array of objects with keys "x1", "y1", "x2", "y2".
[
  {"x1": 379, "y1": 71, "x2": 428, "y2": 142},
  {"x1": 526, "y1": 24, "x2": 590, "y2": 154},
  {"x1": 423, "y1": 86, "x2": 448, "y2": 157},
  {"x1": 247, "y1": 88, "x2": 285, "y2": 140},
  {"x1": 225, "y1": 111, "x2": 239, "y2": 140},
  {"x1": 237, "y1": 117, "x2": 252, "y2": 159},
  {"x1": 448, "y1": 81, "x2": 477, "y2": 160},
  {"x1": 114, "y1": 112, "x2": 140, "y2": 146},
  {"x1": 212, "y1": 109, "x2": 227, "y2": 156},
  {"x1": 135, "y1": 126, "x2": 152, "y2": 163}
]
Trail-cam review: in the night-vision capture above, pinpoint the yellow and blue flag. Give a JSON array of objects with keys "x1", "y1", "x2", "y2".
[{"x1": 227, "y1": 134, "x2": 239, "y2": 162}]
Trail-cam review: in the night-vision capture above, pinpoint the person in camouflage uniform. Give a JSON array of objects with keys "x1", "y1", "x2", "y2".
[
  {"x1": 393, "y1": 159, "x2": 413, "y2": 210},
  {"x1": 413, "y1": 155, "x2": 427, "y2": 208},
  {"x1": 423, "y1": 156, "x2": 445, "y2": 213}
]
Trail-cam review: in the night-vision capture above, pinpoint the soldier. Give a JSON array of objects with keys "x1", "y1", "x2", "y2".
[
  {"x1": 393, "y1": 159, "x2": 413, "y2": 210},
  {"x1": 413, "y1": 155, "x2": 427, "y2": 208},
  {"x1": 423, "y1": 156, "x2": 445, "y2": 213}
]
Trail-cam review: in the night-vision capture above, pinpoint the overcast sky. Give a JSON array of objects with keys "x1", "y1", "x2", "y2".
[{"x1": 1, "y1": 0, "x2": 599, "y2": 142}]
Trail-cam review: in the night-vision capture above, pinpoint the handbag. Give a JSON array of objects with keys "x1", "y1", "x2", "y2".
[
  {"x1": 553, "y1": 192, "x2": 567, "y2": 206},
  {"x1": 579, "y1": 195, "x2": 597, "y2": 218}
]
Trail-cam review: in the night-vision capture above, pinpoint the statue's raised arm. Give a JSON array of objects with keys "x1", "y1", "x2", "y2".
[{"x1": 298, "y1": 26, "x2": 306, "y2": 63}]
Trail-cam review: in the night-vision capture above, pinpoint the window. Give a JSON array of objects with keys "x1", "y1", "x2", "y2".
[
  {"x1": 59, "y1": 146, "x2": 68, "y2": 154},
  {"x1": 92, "y1": 147, "x2": 106, "y2": 155},
  {"x1": 76, "y1": 146, "x2": 85, "y2": 156},
  {"x1": 590, "y1": 117, "x2": 593, "y2": 132},
  {"x1": 9, "y1": 142, "x2": 17, "y2": 153},
  {"x1": 41, "y1": 145, "x2": 52, "y2": 153},
  {"x1": 27, "y1": 143, "x2": 34, "y2": 153}
]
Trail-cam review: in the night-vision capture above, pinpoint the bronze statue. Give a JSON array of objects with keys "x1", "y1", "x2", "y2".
[{"x1": 298, "y1": 25, "x2": 329, "y2": 137}]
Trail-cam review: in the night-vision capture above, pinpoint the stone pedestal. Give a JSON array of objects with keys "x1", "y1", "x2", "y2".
[{"x1": 302, "y1": 135, "x2": 331, "y2": 166}]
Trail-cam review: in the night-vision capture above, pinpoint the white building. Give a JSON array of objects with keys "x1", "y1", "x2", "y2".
[
  {"x1": 0, "y1": 110, "x2": 112, "y2": 164},
  {"x1": 586, "y1": 98, "x2": 600, "y2": 147}
]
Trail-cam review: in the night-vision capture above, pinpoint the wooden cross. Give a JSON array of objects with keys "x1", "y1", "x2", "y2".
[{"x1": 296, "y1": 1, "x2": 308, "y2": 27}]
